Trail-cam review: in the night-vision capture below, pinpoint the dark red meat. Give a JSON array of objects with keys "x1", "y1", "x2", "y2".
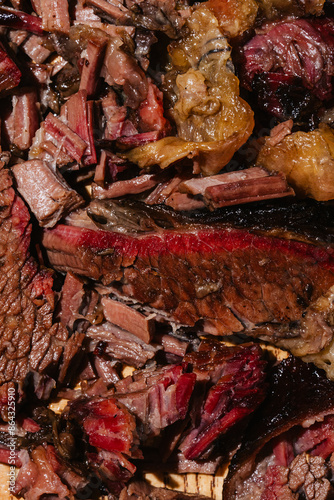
[
  {"x1": 179, "y1": 341, "x2": 266, "y2": 460},
  {"x1": 42, "y1": 200, "x2": 334, "y2": 355},
  {"x1": 241, "y1": 18, "x2": 334, "y2": 120},
  {"x1": 0, "y1": 42, "x2": 21, "y2": 92},
  {"x1": 223, "y1": 356, "x2": 334, "y2": 499},
  {"x1": 0, "y1": 6, "x2": 43, "y2": 34}
]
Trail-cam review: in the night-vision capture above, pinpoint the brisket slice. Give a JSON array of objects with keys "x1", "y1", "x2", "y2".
[
  {"x1": 223, "y1": 356, "x2": 334, "y2": 499},
  {"x1": 43, "y1": 199, "x2": 334, "y2": 355},
  {"x1": 0, "y1": 165, "x2": 83, "y2": 404}
]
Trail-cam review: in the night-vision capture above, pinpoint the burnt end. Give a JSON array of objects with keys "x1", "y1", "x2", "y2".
[
  {"x1": 240, "y1": 17, "x2": 334, "y2": 122},
  {"x1": 0, "y1": 166, "x2": 83, "y2": 403},
  {"x1": 223, "y1": 356, "x2": 334, "y2": 499},
  {"x1": 43, "y1": 200, "x2": 334, "y2": 355}
]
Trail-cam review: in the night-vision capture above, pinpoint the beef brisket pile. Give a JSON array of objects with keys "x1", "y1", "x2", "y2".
[{"x1": 1, "y1": 0, "x2": 334, "y2": 498}]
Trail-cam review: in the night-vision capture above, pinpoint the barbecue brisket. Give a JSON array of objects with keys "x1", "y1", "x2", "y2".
[
  {"x1": 0, "y1": 165, "x2": 83, "y2": 406},
  {"x1": 223, "y1": 356, "x2": 334, "y2": 499},
  {"x1": 43, "y1": 199, "x2": 334, "y2": 360}
]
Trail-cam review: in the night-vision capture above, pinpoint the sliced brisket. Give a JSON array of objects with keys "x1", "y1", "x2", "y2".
[
  {"x1": 0, "y1": 165, "x2": 83, "y2": 405},
  {"x1": 43, "y1": 199, "x2": 334, "y2": 358}
]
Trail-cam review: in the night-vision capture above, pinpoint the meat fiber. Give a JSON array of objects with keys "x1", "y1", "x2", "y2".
[
  {"x1": 0, "y1": 41, "x2": 21, "y2": 92},
  {"x1": 12, "y1": 160, "x2": 84, "y2": 227},
  {"x1": 0, "y1": 165, "x2": 83, "y2": 406},
  {"x1": 241, "y1": 17, "x2": 334, "y2": 120},
  {"x1": 43, "y1": 199, "x2": 334, "y2": 365},
  {"x1": 223, "y1": 356, "x2": 334, "y2": 499}
]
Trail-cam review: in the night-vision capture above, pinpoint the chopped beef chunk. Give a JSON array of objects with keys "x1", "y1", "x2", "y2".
[
  {"x1": 86, "y1": 322, "x2": 157, "y2": 368},
  {"x1": 3, "y1": 88, "x2": 39, "y2": 151},
  {"x1": 12, "y1": 160, "x2": 84, "y2": 228},
  {"x1": 241, "y1": 18, "x2": 334, "y2": 121},
  {"x1": 224, "y1": 356, "x2": 334, "y2": 499},
  {"x1": 0, "y1": 165, "x2": 83, "y2": 406}
]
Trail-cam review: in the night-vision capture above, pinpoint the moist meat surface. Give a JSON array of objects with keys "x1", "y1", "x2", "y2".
[
  {"x1": 0, "y1": 165, "x2": 83, "y2": 407},
  {"x1": 43, "y1": 200, "x2": 334, "y2": 356}
]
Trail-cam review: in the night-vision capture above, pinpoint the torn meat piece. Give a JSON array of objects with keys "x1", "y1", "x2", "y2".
[
  {"x1": 86, "y1": 0, "x2": 131, "y2": 24},
  {"x1": 22, "y1": 34, "x2": 51, "y2": 63},
  {"x1": 223, "y1": 356, "x2": 334, "y2": 499},
  {"x1": 13, "y1": 446, "x2": 72, "y2": 500},
  {"x1": 3, "y1": 88, "x2": 39, "y2": 151},
  {"x1": 40, "y1": 0, "x2": 70, "y2": 34},
  {"x1": 79, "y1": 38, "x2": 107, "y2": 97},
  {"x1": 58, "y1": 272, "x2": 85, "y2": 331},
  {"x1": 0, "y1": 41, "x2": 21, "y2": 92},
  {"x1": 63, "y1": 90, "x2": 97, "y2": 165},
  {"x1": 0, "y1": 6, "x2": 43, "y2": 34},
  {"x1": 145, "y1": 175, "x2": 189, "y2": 206},
  {"x1": 0, "y1": 165, "x2": 83, "y2": 405},
  {"x1": 117, "y1": 130, "x2": 162, "y2": 147},
  {"x1": 43, "y1": 112, "x2": 88, "y2": 162},
  {"x1": 138, "y1": 79, "x2": 170, "y2": 134},
  {"x1": 102, "y1": 90, "x2": 127, "y2": 140},
  {"x1": 101, "y1": 296, "x2": 155, "y2": 343},
  {"x1": 86, "y1": 322, "x2": 157, "y2": 368},
  {"x1": 66, "y1": 396, "x2": 141, "y2": 491},
  {"x1": 102, "y1": 37, "x2": 148, "y2": 109},
  {"x1": 115, "y1": 364, "x2": 196, "y2": 439},
  {"x1": 154, "y1": 333, "x2": 188, "y2": 359},
  {"x1": 177, "y1": 167, "x2": 294, "y2": 210},
  {"x1": 241, "y1": 18, "x2": 334, "y2": 119},
  {"x1": 179, "y1": 341, "x2": 266, "y2": 460},
  {"x1": 12, "y1": 160, "x2": 84, "y2": 228},
  {"x1": 42, "y1": 198, "x2": 334, "y2": 367},
  {"x1": 92, "y1": 173, "x2": 160, "y2": 199}
]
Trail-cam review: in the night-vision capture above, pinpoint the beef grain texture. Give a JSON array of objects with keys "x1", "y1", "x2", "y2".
[
  {"x1": 0, "y1": 166, "x2": 83, "y2": 405},
  {"x1": 43, "y1": 200, "x2": 334, "y2": 355},
  {"x1": 223, "y1": 356, "x2": 334, "y2": 499}
]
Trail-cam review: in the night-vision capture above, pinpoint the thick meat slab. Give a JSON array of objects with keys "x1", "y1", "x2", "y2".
[
  {"x1": 223, "y1": 356, "x2": 334, "y2": 499},
  {"x1": 0, "y1": 166, "x2": 83, "y2": 404},
  {"x1": 43, "y1": 200, "x2": 334, "y2": 357}
]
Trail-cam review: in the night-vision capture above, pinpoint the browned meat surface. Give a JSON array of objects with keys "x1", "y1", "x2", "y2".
[
  {"x1": 223, "y1": 356, "x2": 334, "y2": 499},
  {"x1": 177, "y1": 167, "x2": 294, "y2": 210},
  {"x1": 42, "y1": 199, "x2": 334, "y2": 358},
  {"x1": 3, "y1": 89, "x2": 39, "y2": 151},
  {"x1": 12, "y1": 160, "x2": 84, "y2": 228},
  {"x1": 101, "y1": 296, "x2": 155, "y2": 343},
  {"x1": 86, "y1": 322, "x2": 157, "y2": 368},
  {"x1": 0, "y1": 165, "x2": 83, "y2": 404},
  {"x1": 0, "y1": 6, "x2": 43, "y2": 33},
  {"x1": 240, "y1": 17, "x2": 334, "y2": 121}
]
